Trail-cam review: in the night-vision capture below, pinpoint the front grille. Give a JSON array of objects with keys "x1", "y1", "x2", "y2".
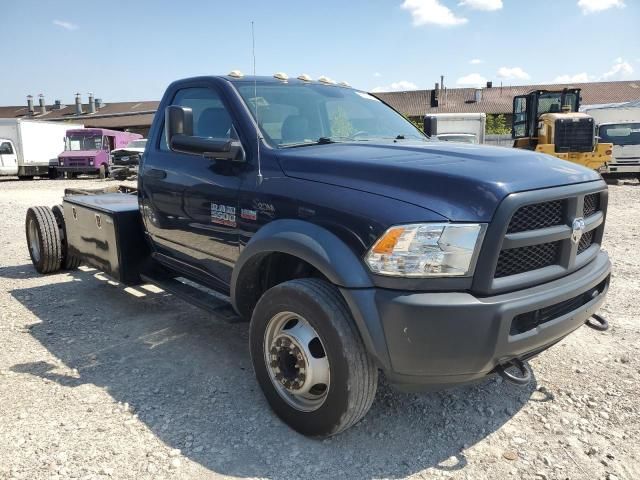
[
  {"x1": 507, "y1": 200, "x2": 564, "y2": 233},
  {"x1": 583, "y1": 193, "x2": 600, "y2": 217},
  {"x1": 555, "y1": 118, "x2": 594, "y2": 153},
  {"x1": 577, "y1": 230, "x2": 594, "y2": 254},
  {"x1": 495, "y1": 242, "x2": 560, "y2": 278},
  {"x1": 510, "y1": 278, "x2": 608, "y2": 335}
]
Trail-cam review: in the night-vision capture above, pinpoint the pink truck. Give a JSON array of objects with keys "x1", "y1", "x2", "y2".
[{"x1": 57, "y1": 128, "x2": 142, "y2": 178}]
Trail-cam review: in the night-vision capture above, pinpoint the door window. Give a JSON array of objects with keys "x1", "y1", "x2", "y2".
[
  {"x1": 0, "y1": 142, "x2": 13, "y2": 154},
  {"x1": 512, "y1": 96, "x2": 528, "y2": 138},
  {"x1": 161, "y1": 87, "x2": 233, "y2": 151}
]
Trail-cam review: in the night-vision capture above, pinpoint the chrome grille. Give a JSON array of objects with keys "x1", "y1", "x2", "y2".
[
  {"x1": 495, "y1": 242, "x2": 560, "y2": 278},
  {"x1": 506, "y1": 200, "x2": 564, "y2": 233}
]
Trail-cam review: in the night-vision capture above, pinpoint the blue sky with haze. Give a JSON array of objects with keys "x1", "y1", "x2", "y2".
[{"x1": 1, "y1": 0, "x2": 638, "y2": 105}]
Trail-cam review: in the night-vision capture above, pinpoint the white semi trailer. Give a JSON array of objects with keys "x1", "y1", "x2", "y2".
[
  {"x1": 0, "y1": 118, "x2": 83, "y2": 179},
  {"x1": 584, "y1": 102, "x2": 640, "y2": 177}
]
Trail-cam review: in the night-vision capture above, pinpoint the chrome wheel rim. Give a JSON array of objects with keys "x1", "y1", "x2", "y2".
[
  {"x1": 28, "y1": 219, "x2": 41, "y2": 263},
  {"x1": 264, "y1": 311, "x2": 330, "y2": 412}
]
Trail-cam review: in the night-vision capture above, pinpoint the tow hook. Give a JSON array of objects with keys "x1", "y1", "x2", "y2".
[
  {"x1": 586, "y1": 313, "x2": 609, "y2": 332},
  {"x1": 496, "y1": 359, "x2": 532, "y2": 386}
]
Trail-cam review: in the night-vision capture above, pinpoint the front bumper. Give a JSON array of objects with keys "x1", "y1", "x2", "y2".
[
  {"x1": 605, "y1": 163, "x2": 640, "y2": 174},
  {"x1": 57, "y1": 166, "x2": 99, "y2": 173},
  {"x1": 341, "y1": 251, "x2": 611, "y2": 391}
]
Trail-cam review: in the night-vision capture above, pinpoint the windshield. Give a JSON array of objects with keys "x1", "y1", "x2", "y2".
[
  {"x1": 599, "y1": 123, "x2": 640, "y2": 146},
  {"x1": 65, "y1": 135, "x2": 103, "y2": 151},
  {"x1": 236, "y1": 82, "x2": 427, "y2": 148},
  {"x1": 126, "y1": 139, "x2": 147, "y2": 149},
  {"x1": 538, "y1": 92, "x2": 579, "y2": 115}
]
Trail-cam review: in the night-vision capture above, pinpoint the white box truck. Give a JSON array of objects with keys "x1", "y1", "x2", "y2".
[
  {"x1": 423, "y1": 113, "x2": 486, "y2": 144},
  {"x1": 0, "y1": 119, "x2": 83, "y2": 179},
  {"x1": 584, "y1": 101, "x2": 640, "y2": 177}
]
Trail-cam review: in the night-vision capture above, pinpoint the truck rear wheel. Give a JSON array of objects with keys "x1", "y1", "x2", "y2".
[
  {"x1": 51, "y1": 204, "x2": 81, "y2": 270},
  {"x1": 25, "y1": 206, "x2": 62, "y2": 274},
  {"x1": 249, "y1": 278, "x2": 378, "y2": 437}
]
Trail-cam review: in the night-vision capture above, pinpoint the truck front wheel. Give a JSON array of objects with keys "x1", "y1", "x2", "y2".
[
  {"x1": 25, "y1": 206, "x2": 62, "y2": 274},
  {"x1": 250, "y1": 278, "x2": 378, "y2": 437},
  {"x1": 99, "y1": 165, "x2": 108, "y2": 179}
]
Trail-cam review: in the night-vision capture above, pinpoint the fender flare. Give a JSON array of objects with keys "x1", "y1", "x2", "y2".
[
  {"x1": 231, "y1": 219, "x2": 391, "y2": 370},
  {"x1": 231, "y1": 219, "x2": 373, "y2": 303}
]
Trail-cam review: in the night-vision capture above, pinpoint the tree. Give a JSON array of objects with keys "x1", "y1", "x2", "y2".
[
  {"x1": 330, "y1": 108, "x2": 355, "y2": 138},
  {"x1": 486, "y1": 114, "x2": 511, "y2": 135}
]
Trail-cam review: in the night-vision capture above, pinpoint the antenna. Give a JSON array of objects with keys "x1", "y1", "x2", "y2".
[{"x1": 251, "y1": 21, "x2": 263, "y2": 186}]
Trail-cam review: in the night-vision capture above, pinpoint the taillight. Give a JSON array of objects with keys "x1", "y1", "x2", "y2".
[{"x1": 605, "y1": 150, "x2": 612, "y2": 156}]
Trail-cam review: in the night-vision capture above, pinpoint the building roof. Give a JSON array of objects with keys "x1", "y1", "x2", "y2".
[
  {"x1": 2, "y1": 79, "x2": 638, "y2": 129},
  {"x1": 0, "y1": 100, "x2": 159, "y2": 129},
  {"x1": 372, "y1": 80, "x2": 640, "y2": 117}
]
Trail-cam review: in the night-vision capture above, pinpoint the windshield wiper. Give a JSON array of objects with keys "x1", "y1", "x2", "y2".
[{"x1": 280, "y1": 137, "x2": 338, "y2": 148}]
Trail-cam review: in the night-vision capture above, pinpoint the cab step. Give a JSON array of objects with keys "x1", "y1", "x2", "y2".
[{"x1": 140, "y1": 274, "x2": 241, "y2": 323}]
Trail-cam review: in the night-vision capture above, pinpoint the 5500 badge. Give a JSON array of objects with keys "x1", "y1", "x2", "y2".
[{"x1": 211, "y1": 203, "x2": 236, "y2": 227}]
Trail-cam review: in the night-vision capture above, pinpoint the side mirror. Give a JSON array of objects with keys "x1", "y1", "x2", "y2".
[
  {"x1": 165, "y1": 105, "x2": 244, "y2": 162},
  {"x1": 165, "y1": 105, "x2": 193, "y2": 140},
  {"x1": 424, "y1": 115, "x2": 438, "y2": 138}
]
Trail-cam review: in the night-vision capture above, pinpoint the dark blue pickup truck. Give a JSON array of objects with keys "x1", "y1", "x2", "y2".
[{"x1": 25, "y1": 73, "x2": 611, "y2": 437}]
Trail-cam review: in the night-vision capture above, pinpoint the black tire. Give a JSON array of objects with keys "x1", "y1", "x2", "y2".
[
  {"x1": 18, "y1": 175, "x2": 35, "y2": 181},
  {"x1": 250, "y1": 278, "x2": 377, "y2": 437},
  {"x1": 25, "y1": 206, "x2": 62, "y2": 274},
  {"x1": 51, "y1": 204, "x2": 81, "y2": 270},
  {"x1": 99, "y1": 165, "x2": 108, "y2": 179},
  {"x1": 110, "y1": 168, "x2": 129, "y2": 181},
  {"x1": 48, "y1": 168, "x2": 62, "y2": 180}
]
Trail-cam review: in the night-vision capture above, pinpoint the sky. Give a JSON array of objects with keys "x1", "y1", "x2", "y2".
[{"x1": 0, "y1": 0, "x2": 638, "y2": 105}]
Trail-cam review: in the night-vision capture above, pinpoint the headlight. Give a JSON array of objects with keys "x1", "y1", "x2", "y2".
[
  {"x1": 58, "y1": 159, "x2": 64, "y2": 166},
  {"x1": 89, "y1": 159, "x2": 94, "y2": 166},
  {"x1": 365, "y1": 223, "x2": 486, "y2": 277}
]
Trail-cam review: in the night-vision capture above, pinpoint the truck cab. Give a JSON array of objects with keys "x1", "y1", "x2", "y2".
[
  {"x1": 58, "y1": 128, "x2": 142, "y2": 178},
  {"x1": 598, "y1": 122, "x2": 640, "y2": 176},
  {"x1": 0, "y1": 139, "x2": 17, "y2": 175},
  {"x1": 26, "y1": 73, "x2": 612, "y2": 437}
]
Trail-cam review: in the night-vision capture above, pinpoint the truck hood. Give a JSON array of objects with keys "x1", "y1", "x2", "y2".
[
  {"x1": 276, "y1": 141, "x2": 601, "y2": 221},
  {"x1": 59, "y1": 150, "x2": 100, "y2": 158}
]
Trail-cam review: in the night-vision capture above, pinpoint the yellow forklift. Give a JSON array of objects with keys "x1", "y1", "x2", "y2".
[{"x1": 512, "y1": 88, "x2": 612, "y2": 170}]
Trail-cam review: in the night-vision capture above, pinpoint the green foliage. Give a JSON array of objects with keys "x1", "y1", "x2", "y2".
[
  {"x1": 486, "y1": 114, "x2": 511, "y2": 135},
  {"x1": 406, "y1": 116, "x2": 424, "y2": 132},
  {"x1": 330, "y1": 108, "x2": 355, "y2": 138}
]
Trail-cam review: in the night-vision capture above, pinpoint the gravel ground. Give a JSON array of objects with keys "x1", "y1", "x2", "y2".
[{"x1": 1, "y1": 177, "x2": 639, "y2": 480}]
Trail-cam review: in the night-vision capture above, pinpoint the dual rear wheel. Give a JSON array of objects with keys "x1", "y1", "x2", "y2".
[{"x1": 25, "y1": 205, "x2": 81, "y2": 273}]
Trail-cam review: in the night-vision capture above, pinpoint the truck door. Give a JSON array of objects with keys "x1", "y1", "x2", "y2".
[
  {"x1": 0, "y1": 140, "x2": 18, "y2": 176},
  {"x1": 141, "y1": 86, "x2": 243, "y2": 291}
]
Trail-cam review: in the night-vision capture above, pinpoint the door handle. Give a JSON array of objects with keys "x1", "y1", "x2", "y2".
[{"x1": 146, "y1": 168, "x2": 167, "y2": 179}]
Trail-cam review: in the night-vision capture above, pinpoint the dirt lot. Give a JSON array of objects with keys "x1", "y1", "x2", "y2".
[{"x1": 1, "y1": 177, "x2": 639, "y2": 480}]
